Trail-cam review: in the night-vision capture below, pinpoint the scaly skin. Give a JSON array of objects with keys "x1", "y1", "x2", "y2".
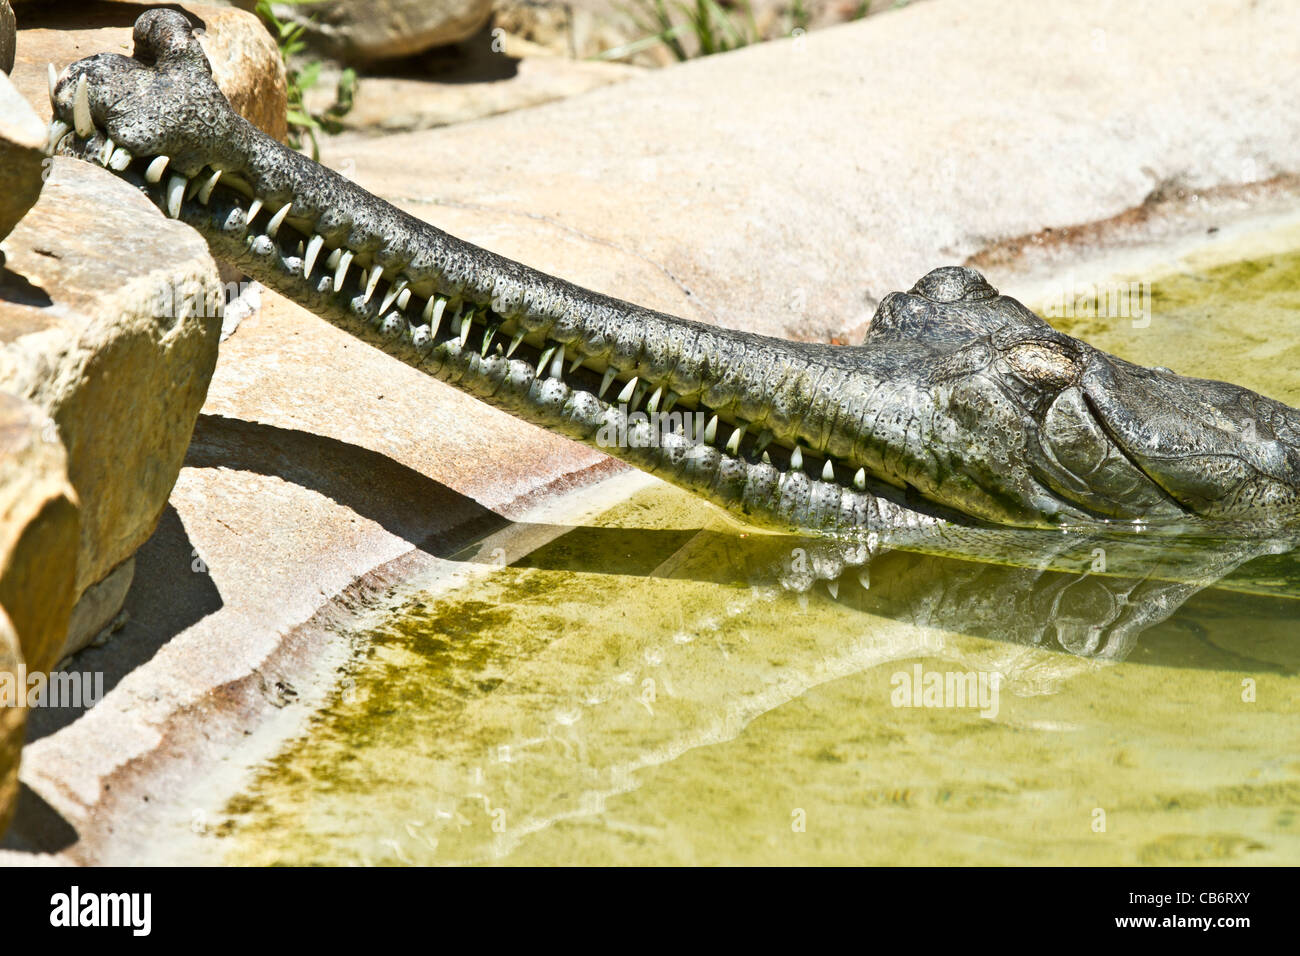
[{"x1": 45, "y1": 10, "x2": 1300, "y2": 541}]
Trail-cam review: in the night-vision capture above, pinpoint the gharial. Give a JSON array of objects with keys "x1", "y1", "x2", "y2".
[{"x1": 42, "y1": 10, "x2": 1300, "y2": 541}]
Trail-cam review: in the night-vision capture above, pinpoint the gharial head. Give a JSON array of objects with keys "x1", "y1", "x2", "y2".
[
  {"x1": 44, "y1": 10, "x2": 1300, "y2": 536},
  {"x1": 48, "y1": 9, "x2": 397, "y2": 259},
  {"x1": 51, "y1": 10, "x2": 235, "y2": 173},
  {"x1": 858, "y1": 265, "x2": 1300, "y2": 527}
]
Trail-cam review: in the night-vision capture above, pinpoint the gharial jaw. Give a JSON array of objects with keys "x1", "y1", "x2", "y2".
[
  {"x1": 45, "y1": 9, "x2": 961, "y2": 539},
  {"x1": 45, "y1": 9, "x2": 1300, "y2": 538}
]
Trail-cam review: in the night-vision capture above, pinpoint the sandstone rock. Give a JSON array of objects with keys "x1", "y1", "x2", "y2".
[
  {"x1": 1, "y1": 0, "x2": 14, "y2": 74},
  {"x1": 0, "y1": 391, "x2": 77, "y2": 680},
  {"x1": 0, "y1": 159, "x2": 223, "y2": 659},
  {"x1": 0, "y1": 389, "x2": 79, "y2": 834},
  {"x1": 319, "y1": 0, "x2": 1300, "y2": 346},
  {"x1": 7, "y1": 0, "x2": 287, "y2": 142},
  {"x1": 0, "y1": 605, "x2": 20, "y2": 836},
  {"x1": 255, "y1": 0, "x2": 493, "y2": 63},
  {"x1": 0, "y1": 71, "x2": 44, "y2": 245}
]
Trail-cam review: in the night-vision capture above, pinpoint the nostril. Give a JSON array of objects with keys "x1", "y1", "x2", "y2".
[{"x1": 909, "y1": 266, "x2": 998, "y2": 303}]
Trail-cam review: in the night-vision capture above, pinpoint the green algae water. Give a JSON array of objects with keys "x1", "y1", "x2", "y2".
[{"x1": 215, "y1": 234, "x2": 1300, "y2": 866}]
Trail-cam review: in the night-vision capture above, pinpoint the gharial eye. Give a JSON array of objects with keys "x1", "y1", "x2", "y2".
[{"x1": 908, "y1": 266, "x2": 998, "y2": 304}]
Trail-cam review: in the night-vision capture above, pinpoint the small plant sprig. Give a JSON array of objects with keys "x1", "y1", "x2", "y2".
[{"x1": 255, "y1": 0, "x2": 356, "y2": 160}]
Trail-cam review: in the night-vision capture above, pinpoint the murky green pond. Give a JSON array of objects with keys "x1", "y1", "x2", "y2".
[{"x1": 216, "y1": 232, "x2": 1300, "y2": 866}]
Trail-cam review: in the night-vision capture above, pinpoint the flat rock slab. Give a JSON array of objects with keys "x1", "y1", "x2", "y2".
[
  {"x1": 321, "y1": 0, "x2": 1300, "y2": 344},
  {"x1": 303, "y1": 53, "x2": 642, "y2": 134},
  {"x1": 8, "y1": 0, "x2": 287, "y2": 142},
  {"x1": 0, "y1": 159, "x2": 223, "y2": 660}
]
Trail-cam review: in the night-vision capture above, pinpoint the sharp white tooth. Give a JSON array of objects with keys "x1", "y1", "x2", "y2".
[
  {"x1": 458, "y1": 309, "x2": 474, "y2": 347},
  {"x1": 144, "y1": 155, "x2": 169, "y2": 183},
  {"x1": 822, "y1": 459, "x2": 835, "y2": 482},
  {"x1": 704, "y1": 415, "x2": 718, "y2": 444},
  {"x1": 646, "y1": 387, "x2": 662, "y2": 413},
  {"x1": 108, "y1": 147, "x2": 131, "y2": 171},
  {"x1": 47, "y1": 64, "x2": 58, "y2": 107},
  {"x1": 549, "y1": 344, "x2": 565, "y2": 378},
  {"x1": 482, "y1": 323, "x2": 499, "y2": 357},
  {"x1": 599, "y1": 367, "x2": 617, "y2": 398},
  {"x1": 197, "y1": 169, "x2": 222, "y2": 204},
  {"x1": 790, "y1": 445, "x2": 803, "y2": 471},
  {"x1": 617, "y1": 376, "x2": 638, "y2": 404},
  {"x1": 569, "y1": 352, "x2": 584, "y2": 374},
  {"x1": 72, "y1": 74, "x2": 92, "y2": 138},
  {"x1": 826, "y1": 580, "x2": 839, "y2": 600},
  {"x1": 536, "y1": 346, "x2": 556, "y2": 378},
  {"x1": 507, "y1": 329, "x2": 525, "y2": 357},
  {"x1": 266, "y1": 202, "x2": 291, "y2": 238},
  {"x1": 99, "y1": 137, "x2": 114, "y2": 166},
  {"x1": 247, "y1": 197, "x2": 264, "y2": 223},
  {"x1": 326, "y1": 247, "x2": 341, "y2": 269},
  {"x1": 46, "y1": 119, "x2": 69, "y2": 156},
  {"x1": 428, "y1": 298, "x2": 447, "y2": 336},
  {"x1": 185, "y1": 175, "x2": 203, "y2": 200},
  {"x1": 725, "y1": 424, "x2": 746, "y2": 455},
  {"x1": 664, "y1": 391, "x2": 679, "y2": 413},
  {"x1": 296, "y1": 240, "x2": 304, "y2": 257},
  {"x1": 303, "y1": 234, "x2": 324, "y2": 276},
  {"x1": 362, "y1": 265, "x2": 383, "y2": 303},
  {"x1": 858, "y1": 568, "x2": 870, "y2": 590},
  {"x1": 165, "y1": 174, "x2": 186, "y2": 218},
  {"x1": 379, "y1": 277, "x2": 407, "y2": 313},
  {"x1": 762, "y1": 451, "x2": 771, "y2": 465},
  {"x1": 853, "y1": 468, "x2": 866, "y2": 490},
  {"x1": 396, "y1": 288, "x2": 411, "y2": 310},
  {"x1": 334, "y1": 249, "x2": 353, "y2": 289}
]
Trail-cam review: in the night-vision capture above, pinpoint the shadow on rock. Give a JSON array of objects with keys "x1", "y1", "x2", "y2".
[
  {"x1": 22, "y1": 504, "x2": 223, "y2": 742},
  {"x1": 186, "y1": 414, "x2": 509, "y2": 556},
  {"x1": 0, "y1": 782, "x2": 78, "y2": 854}
]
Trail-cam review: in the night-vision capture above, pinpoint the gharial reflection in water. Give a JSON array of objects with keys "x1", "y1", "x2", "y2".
[{"x1": 484, "y1": 515, "x2": 1300, "y2": 667}]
